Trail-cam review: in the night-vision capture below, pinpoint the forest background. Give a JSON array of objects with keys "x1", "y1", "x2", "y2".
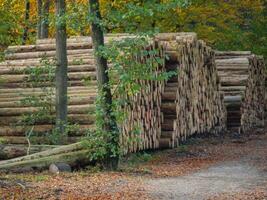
[{"x1": 0, "y1": 0, "x2": 266, "y2": 61}]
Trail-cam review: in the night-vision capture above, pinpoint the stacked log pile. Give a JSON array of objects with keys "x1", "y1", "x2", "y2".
[
  {"x1": 156, "y1": 33, "x2": 226, "y2": 148},
  {"x1": 0, "y1": 35, "x2": 167, "y2": 156},
  {"x1": 0, "y1": 33, "x2": 227, "y2": 159},
  {"x1": 0, "y1": 44, "x2": 97, "y2": 139},
  {"x1": 216, "y1": 51, "x2": 265, "y2": 133},
  {"x1": 119, "y1": 42, "x2": 166, "y2": 153},
  {"x1": 0, "y1": 39, "x2": 98, "y2": 158}
]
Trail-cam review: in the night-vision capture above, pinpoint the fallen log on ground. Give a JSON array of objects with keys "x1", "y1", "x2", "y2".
[
  {"x1": 0, "y1": 149, "x2": 90, "y2": 172},
  {"x1": 0, "y1": 142, "x2": 83, "y2": 166},
  {"x1": 0, "y1": 141, "x2": 97, "y2": 172},
  {"x1": 0, "y1": 144, "x2": 59, "y2": 160}
]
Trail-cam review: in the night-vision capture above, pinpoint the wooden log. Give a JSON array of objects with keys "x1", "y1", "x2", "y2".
[
  {"x1": 0, "y1": 149, "x2": 90, "y2": 171},
  {"x1": 0, "y1": 33, "x2": 230, "y2": 155},
  {"x1": 0, "y1": 72, "x2": 96, "y2": 83},
  {"x1": 216, "y1": 51, "x2": 265, "y2": 132},
  {"x1": 162, "y1": 92, "x2": 176, "y2": 101},
  {"x1": 0, "y1": 64, "x2": 96, "y2": 75},
  {"x1": 158, "y1": 138, "x2": 171, "y2": 149},
  {"x1": 224, "y1": 95, "x2": 242, "y2": 102},
  {"x1": 0, "y1": 124, "x2": 94, "y2": 136},
  {"x1": 0, "y1": 57, "x2": 95, "y2": 67},
  {"x1": 0, "y1": 104, "x2": 95, "y2": 116},
  {"x1": 0, "y1": 144, "x2": 60, "y2": 160},
  {"x1": 5, "y1": 49, "x2": 94, "y2": 60},
  {"x1": 0, "y1": 136, "x2": 81, "y2": 145},
  {"x1": 6, "y1": 43, "x2": 93, "y2": 53},
  {"x1": 0, "y1": 142, "x2": 83, "y2": 164},
  {"x1": 0, "y1": 80, "x2": 97, "y2": 88}
]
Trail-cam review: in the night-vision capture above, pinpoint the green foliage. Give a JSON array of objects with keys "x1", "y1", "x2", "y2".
[
  {"x1": 67, "y1": 2, "x2": 89, "y2": 36},
  {"x1": 101, "y1": 34, "x2": 176, "y2": 143},
  {"x1": 1, "y1": 0, "x2": 265, "y2": 60},
  {"x1": 100, "y1": 35, "x2": 176, "y2": 93},
  {"x1": 81, "y1": 1, "x2": 180, "y2": 163},
  {"x1": 47, "y1": 122, "x2": 81, "y2": 145},
  {"x1": 177, "y1": 0, "x2": 267, "y2": 60},
  {"x1": 101, "y1": 0, "x2": 190, "y2": 33},
  {"x1": 100, "y1": 0, "x2": 267, "y2": 60},
  {"x1": 82, "y1": 92, "x2": 119, "y2": 161},
  {"x1": 82, "y1": 32, "x2": 176, "y2": 161},
  {"x1": 0, "y1": 137, "x2": 6, "y2": 144},
  {"x1": 0, "y1": 1, "x2": 23, "y2": 47}
]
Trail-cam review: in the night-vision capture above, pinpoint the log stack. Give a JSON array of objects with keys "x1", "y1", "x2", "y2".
[
  {"x1": 0, "y1": 33, "x2": 227, "y2": 159},
  {"x1": 216, "y1": 51, "x2": 265, "y2": 133},
  {"x1": 0, "y1": 38, "x2": 98, "y2": 158},
  {"x1": 156, "y1": 33, "x2": 226, "y2": 148},
  {"x1": 113, "y1": 38, "x2": 167, "y2": 153},
  {"x1": 0, "y1": 34, "x2": 164, "y2": 156}
]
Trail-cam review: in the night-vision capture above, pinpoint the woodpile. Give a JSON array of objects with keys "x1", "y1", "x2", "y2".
[
  {"x1": 0, "y1": 33, "x2": 227, "y2": 160},
  {"x1": 156, "y1": 33, "x2": 226, "y2": 149},
  {"x1": 1, "y1": 34, "x2": 166, "y2": 156},
  {"x1": 119, "y1": 40, "x2": 166, "y2": 153},
  {"x1": 216, "y1": 51, "x2": 265, "y2": 133},
  {"x1": 0, "y1": 36, "x2": 100, "y2": 158}
]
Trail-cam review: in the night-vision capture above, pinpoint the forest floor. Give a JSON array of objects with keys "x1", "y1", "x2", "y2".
[{"x1": 0, "y1": 127, "x2": 267, "y2": 200}]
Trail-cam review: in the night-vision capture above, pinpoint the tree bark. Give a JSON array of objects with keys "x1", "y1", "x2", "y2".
[
  {"x1": 55, "y1": 0, "x2": 68, "y2": 134},
  {"x1": 37, "y1": 0, "x2": 42, "y2": 39},
  {"x1": 41, "y1": 0, "x2": 50, "y2": 38},
  {"x1": 22, "y1": 0, "x2": 30, "y2": 45},
  {"x1": 89, "y1": 0, "x2": 119, "y2": 170},
  {"x1": 37, "y1": 0, "x2": 50, "y2": 39}
]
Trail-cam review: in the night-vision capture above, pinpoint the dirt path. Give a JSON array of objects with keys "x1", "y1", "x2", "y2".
[
  {"x1": 147, "y1": 161, "x2": 267, "y2": 199},
  {"x1": 146, "y1": 130, "x2": 267, "y2": 200},
  {"x1": 1, "y1": 130, "x2": 267, "y2": 199},
  {"x1": 146, "y1": 132, "x2": 267, "y2": 200}
]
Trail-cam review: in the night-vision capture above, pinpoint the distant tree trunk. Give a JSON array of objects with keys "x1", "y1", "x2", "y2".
[
  {"x1": 22, "y1": 0, "x2": 30, "y2": 45},
  {"x1": 89, "y1": 0, "x2": 119, "y2": 170},
  {"x1": 37, "y1": 0, "x2": 50, "y2": 39},
  {"x1": 55, "y1": 0, "x2": 68, "y2": 134},
  {"x1": 37, "y1": 0, "x2": 42, "y2": 39},
  {"x1": 41, "y1": 0, "x2": 50, "y2": 38}
]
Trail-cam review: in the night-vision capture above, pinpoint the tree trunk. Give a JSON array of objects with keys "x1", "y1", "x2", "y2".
[
  {"x1": 41, "y1": 0, "x2": 50, "y2": 38},
  {"x1": 89, "y1": 0, "x2": 119, "y2": 170},
  {"x1": 37, "y1": 0, "x2": 42, "y2": 39},
  {"x1": 55, "y1": 0, "x2": 68, "y2": 134},
  {"x1": 22, "y1": 0, "x2": 30, "y2": 45}
]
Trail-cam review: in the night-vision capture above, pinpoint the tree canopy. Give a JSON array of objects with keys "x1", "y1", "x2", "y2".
[{"x1": 0, "y1": 0, "x2": 266, "y2": 59}]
